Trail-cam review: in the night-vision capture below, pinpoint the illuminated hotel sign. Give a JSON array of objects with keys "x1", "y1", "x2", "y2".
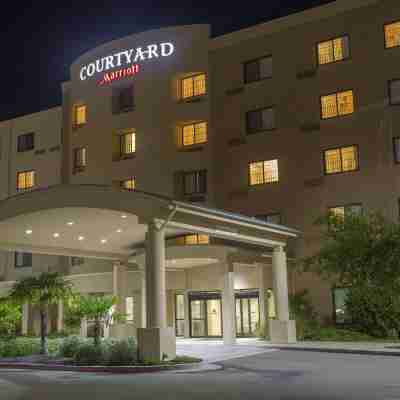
[{"x1": 79, "y1": 42, "x2": 175, "y2": 84}]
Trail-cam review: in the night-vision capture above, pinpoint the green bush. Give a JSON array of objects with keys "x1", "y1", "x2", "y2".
[
  {"x1": 74, "y1": 342, "x2": 105, "y2": 365},
  {"x1": 58, "y1": 336, "x2": 89, "y2": 358},
  {"x1": 106, "y1": 337, "x2": 137, "y2": 365},
  {"x1": 0, "y1": 338, "x2": 40, "y2": 357}
]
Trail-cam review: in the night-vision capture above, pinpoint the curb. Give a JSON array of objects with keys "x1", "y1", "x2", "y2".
[
  {"x1": 273, "y1": 346, "x2": 400, "y2": 357},
  {"x1": 0, "y1": 362, "x2": 179, "y2": 374}
]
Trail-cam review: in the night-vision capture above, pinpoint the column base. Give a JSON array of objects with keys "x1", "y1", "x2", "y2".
[
  {"x1": 269, "y1": 319, "x2": 297, "y2": 344},
  {"x1": 109, "y1": 324, "x2": 137, "y2": 340},
  {"x1": 137, "y1": 328, "x2": 176, "y2": 362}
]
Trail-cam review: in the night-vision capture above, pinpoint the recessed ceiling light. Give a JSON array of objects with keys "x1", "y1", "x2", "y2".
[
  {"x1": 101, "y1": 239, "x2": 107, "y2": 244},
  {"x1": 116, "y1": 229, "x2": 123, "y2": 233},
  {"x1": 78, "y1": 236, "x2": 85, "y2": 241},
  {"x1": 25, "y1": 229, "x2": 33, "y2": 235},
  {"x1": 67, "y1": 221, "x2": 75, "y2": 226},
  {"x1": 53, "y1": 233, "x2": 60, "y2": 238},
  {"x1": 121, "y1": 215, "x2": 128, "y2": 219}
]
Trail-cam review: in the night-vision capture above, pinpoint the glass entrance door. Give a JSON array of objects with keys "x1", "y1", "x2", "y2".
[
  {"x1": 236, "y1": 293, "x2": 260, "y2": 337},
  {"x1": 189, "y1": 293, "x2": 222, "y2": 338}
]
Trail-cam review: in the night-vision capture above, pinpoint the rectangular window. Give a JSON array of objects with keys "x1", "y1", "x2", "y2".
[
  {"x1": 329, "y1": 204, "x2": 362, "y2": 220},
  {"x1": 120, "y1": 131, "x2": 136, "y2": 156},
  {"x1": 256, "y1": 213, "x2": 282, "y2": 225},
  {"x1": 175, "y1": 294, "x2": 185, "y2": 337},
  {"x1": 17, "y1": 170, "x2": 35, "y2": 191},
  {"x1": 317, "y1": 36, "x2": 350, "y2": 65},
  {"x1": 321, "y1": 90, "x2": 354, "y2": 119},
  {"x1": 182, "y1": 74, "x2": 206, "y2": 99},
  {"x1": 126, "y1": 297, "x2": 134, "y2": 322},
  {"x1": 394, "y1": 137, "x2": 400, "y2": 163},
  {"x1": 389, "y1": 79, "x2": 400, "y2": 105},
  {"x1": 71, "y1": 256, "x2": 85, "y2": 266},
  {"x1": 324, "y1": 145, "x2": 358, "y2": 174},
  {"x1": 74, "y1": 147, "x2": 87, "y2": 171},
  {"x1": 385, "y1": 21, "x2": 400, "y2": 49},
  {"x1": 184, "y1": 234, "x2": 210, "y2": 245},
  {"x1": 183, "y1": 170, "x2": 207, "y2": 195},
  {"x1": 182, "y1": 122, "x2": 207, "y2": 146},
  {"x1": 17, "y1": 133, "x2": 35, "y2": 153},
  {"x1": 244, "y1": 56, "x2": 272, "y2": 83},
  {"x1": 15, "y1": 252, "x2": 32, "y2": 268},
  {"x1": 74, "y1": 105, "x2": 87, "y2": 127},
  {"x1": 246, "y1": 107, "x2": 275, "y2": 133},
  {"x1": 249, "y1": 160, "x2": 279, "y2": 185},
  {"x1": 333, "y1": 287, "x2": 351, "y2": 324},
  {"x1": 113, "y1": 86, "x2": 134, "y2": 113},
  {"x1": 121, "y1": 177, "x2": 135, "y2": 191}
]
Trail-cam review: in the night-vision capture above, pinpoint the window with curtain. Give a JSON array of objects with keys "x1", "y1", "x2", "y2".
[
  {"x1": 182, "y1": 122, "x2": 207, "y2": 146},
  {"x1": 329, "y1": 204, "x2": 362, "y2": 221},
  {"x1": 385, "y1": 21, "x2": 400, "y2": 49},
  {"x1": 246, "y1": 107, "x2": 275, "y2": 133},
  {"x1": 74, "y1": 147, "x2": 87, "y2": 171},
  {"x1": 317, "y1": 36, "x2": 350, "y2": 65},
  {"x1": 181, "y1": 74, "x2": 207, "y2": 99},
  {"x1": 183, "y1": 170, "x2": 207, "y2": 195},
  {"x1": 120, "y1": 131, "x2": 136, "y2": 155},
  {"x1": 324, "y1": 145, "x2": 358, "y2": 174},
  {"x1": 321, "y1": 90, "x2": 354, "y2": 119},
  {"x1": 74, "y1": 105, "x2": 87, "y2": 127},
  {"x1": 17, "y1": 132, "x2": 35, "y2": 152},
  {"x1": 249, "y1": 160, "x2": 279, "y2": 185},
  {"x1": 17, "y1": 170, "x2": 35, "y2": 191},
  {"x1": 244, "y1": 56, "x2": 273, "y2": 83},
  {"x1": 121, "y1": 177, "x2": 135, "y2": 191}
]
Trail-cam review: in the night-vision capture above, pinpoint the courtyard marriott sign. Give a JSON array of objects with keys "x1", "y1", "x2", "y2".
[{"x1": 79, "y1": 42, "x2": 175, "y2": 84}]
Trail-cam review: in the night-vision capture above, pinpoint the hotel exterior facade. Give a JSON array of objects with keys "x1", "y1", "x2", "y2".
[{"x1": 0, "y1": 0, "x2": 399, "y2": 344}]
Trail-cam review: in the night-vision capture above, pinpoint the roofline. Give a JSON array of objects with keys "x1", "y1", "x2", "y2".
[{"x1": 210, "y1": 0, "x2": 380, "y2": 50}]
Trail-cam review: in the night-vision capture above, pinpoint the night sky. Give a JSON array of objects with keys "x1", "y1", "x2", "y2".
[{"x1": 1, "y1": 0, "x2": 334, "y2": 121}]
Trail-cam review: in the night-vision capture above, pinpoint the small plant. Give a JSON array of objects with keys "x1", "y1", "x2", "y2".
[
  {"x1": 0, "y1": 299, "x2": 22, "y2": 337},
  {"x1": 58, "y1": 336, "x2": 89, "y2": 358},
  {"x1": 106, "y1": 337, "x2": 137, "y2": 365},
  {"x1": 74, "y1": 342, "x2": 105, "y2": 365}
]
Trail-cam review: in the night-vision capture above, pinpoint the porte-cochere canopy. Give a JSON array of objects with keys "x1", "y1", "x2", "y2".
[{"x1": 0, "y1": 184, "x2": 299, "y2": 261}]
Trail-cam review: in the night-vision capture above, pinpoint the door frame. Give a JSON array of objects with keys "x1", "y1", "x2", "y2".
[{"x1": 235, "y1": 290, "x2": 260, "y2": 338}]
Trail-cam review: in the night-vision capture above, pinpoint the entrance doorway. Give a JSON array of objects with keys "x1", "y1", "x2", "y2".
[
  {"x1": 235, "y1": 291, "x2": 260, "y2": 337},
  {"x1": 189, "y1": 292, "x2": 222, "y2": 338}
]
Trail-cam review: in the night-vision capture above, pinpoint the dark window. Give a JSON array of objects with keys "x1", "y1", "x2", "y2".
[
  {"x1": 183, "y1": 170, "x2": 207, "y2": 195},
  {"x1": 17, "y1": 133, "x2": 35, "y2": 152},
  {"x1": 389, "y1": 79, "x2": 400, "y2": 105},
  {"x1": 256, "y1": 213, "x2": 282, "y2": 225},
  {"x1": 393, "y1": 137, "x2": 400, "y2": 163},
  {"x1": 113, "y1": 86, "x2": 134, "y2": 113},
  {"x1": 71, "y1": 257, "x2": 85, "y2": 266},
  {"x1": 73, "y1": 147, "x2": 87, "y2": 172},
  {"x1": 329, "y1": 204, "x2": 363, "y2": 220},
  {"x1": 332, "y1": 287, "x2": 351, "y2": 324},
  {"x1": 246, "y1": 107, "x2": 275, "y2": 134},
  {"x1": 244, "y1": 56, "x2": 272, "y2": 84},
  {"x1": 15, "y1": 252, "x2": 32, "y2": 268}
]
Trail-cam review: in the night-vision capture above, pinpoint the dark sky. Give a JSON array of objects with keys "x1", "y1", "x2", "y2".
[{"x1": 1, "y1": 0, "x2": 334, "y2": 121}]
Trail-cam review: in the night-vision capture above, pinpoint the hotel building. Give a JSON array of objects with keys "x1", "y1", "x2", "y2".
[{"x1": 0, "y1": 0, "x2": 399, "y2": 354}]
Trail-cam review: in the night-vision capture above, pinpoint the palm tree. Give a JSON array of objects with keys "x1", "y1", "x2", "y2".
[{"x1": 9, "y1": 272, "x2": 72, "y2": 355}]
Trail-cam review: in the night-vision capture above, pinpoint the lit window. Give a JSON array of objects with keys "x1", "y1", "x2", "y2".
[
  {"x1": 182, "y1": 74, "x2": 206, "y2": 99},
  {"x1": 321, "y1": 90, "x2": 354, "y2": 119},
  {"x1": 317, "y1": 36, "x2": 349, "y2": 65},
  {"x1": 385, "y1": 21, "x2": 400, "y2": 49},
  {"x1": 324, "y1": 145, "x2": 358, "y2": 174},
  {"x1": 74, "y1": 147, "x2": 87, "y2": 171},
  {"x1": 175, "y1": 294, "x2": 185, "y2": 337},
  {"x1": 17, "y1": 133, "x2": 35, "y2": 153},
  {"x1": 389, "y1": 79, "x2": 400, "y2": 105},
  {"x1": 126, "y1": 297, "x2": 134, "y2": 322},
  {"x1": 249, "y1": 160, "x2": 279, "y2": 185},
  {"x1": 17, "y1": 170, "x2": 35, "y2": 191},
  {"x1": 121, "y1": 177, "x2": 135, "y2": 191},
  {"x1": 15, "y1": 252, "x2": 32, "y2": 268},
  {"x1": 394, "y1": 137, "x2": 400, "y2": 163},
  {"x1": 246, "y1": 107, "x2": 275, "y2": 133},
  {"x1": 183, "y1": 170, "x2": 207, "y2": 195},
  {"x1": 182, "y1": 122, "x2": 207, "y2": 146},
  {"x1": 120, "y1": 131, "x2": 136, "y2": 155},
  {"x1": 183, "y1": 234, "x2": 210, "y2": 245},
  {"x1": 329, "y1": 204, "x2": 362, "y2": 221},
  {"x1": 75, "y1": 105, "x2": 87, "y2": 127},
  {"x1": 244, "y1": 56, "x2": 272, "y2": 83}
]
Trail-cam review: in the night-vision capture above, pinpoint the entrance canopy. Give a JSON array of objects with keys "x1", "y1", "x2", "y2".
[{"x1": 0, "y1": 184, "x2": 299, "y2": 261}]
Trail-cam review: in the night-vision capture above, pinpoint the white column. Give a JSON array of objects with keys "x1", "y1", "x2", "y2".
[
  {"x1": 57, "y1": 301, "x2": 64, "y2": 333},
  {"x1": 183, "y1": 290, "x2": 190, "y2": 338},
  {"x1": 222, "y1": 262, "x2": 236, "y2": 345},
  {"x1": 113, "y1": 262, "x2": 127, "y2": 315},
  {"x1": 257, "y1": 264, "x2": 267, "y2": 338},
  {"x1": 80, "y1": 318, "x2": 88, "y2": 337},
  {"x1": 272, "y1": 247, "x2": 290, "y2": 321},
  {"x1": 141, "y1": 271, "x2": 147, "y2": 328},
  {"x1": 145, "y1": 221, "x2": 167, "y2": 328},
  {"x1": 22, "y1": 303, "x2": 29, "y2": 336}
]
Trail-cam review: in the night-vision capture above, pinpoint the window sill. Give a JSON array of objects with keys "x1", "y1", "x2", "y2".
[
  {"x1": 178, "y1": 145, "x2": 205, "y2": 152},
  {"x1": 183, "y1": 194, "x2": 206, "y2": 203},
  {"x1": 113, "y1": 153, "x2": 136, "y2": 162},
  {"x1": 73, "y1": 124, "x2": 86, "y2": 131},
  {"x1": 17, "y1": 187, "x2": 35, "y2": 193},
  {"x1": 244, "y1": 76, "x2": 273, "y2": 85},
  {"x1": 228, "y1": 138, "x2": 246, "y2": 147},
  {"x1": 73, "y1": 166, "x2": 86, "y2": 174},
  {"x1": 246, "y1": 128, "x2": 276, "y2": 135},
  {"x1": 112, "y1": 107, "x2": 135, "y2": 115},
  {"x1": 179, "y1": 95, "x2": 207, "y2": 104}
]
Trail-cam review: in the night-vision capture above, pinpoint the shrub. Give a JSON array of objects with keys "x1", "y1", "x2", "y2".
[
  {"x1": 106, "y1": 337, "x2": 137, "y2": 365},
  {"x1": 0, "y1": 338, "x2": 40, "y2": 357},
  {"x1": 58, "y1": 336, "x2": 89, "y2": 358},
  {"x1": 74, "y1": 342, "x2": 105, "y2": 365}
]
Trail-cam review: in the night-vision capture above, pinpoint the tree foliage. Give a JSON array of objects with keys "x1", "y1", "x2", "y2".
[
  {"x1": 8, "y1": 272, "x2": 72, "y2": 354},
  {"x1": 0, "y1": 298, "x2": 22, "y2": 337},
  {"x1": 303, "y1": 211, "x2": 400, "y2": 338}
]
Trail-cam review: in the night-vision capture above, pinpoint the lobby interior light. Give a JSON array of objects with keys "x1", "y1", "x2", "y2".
[
  {"x1": 78, "y1": 236, "x2": 85, "y2": 241},
  {"x1": 67, "y1": 221, "x2": 75, "y2": 226},
  {"x1": 121, "y1": 215, "x2": 128, "y2": 219},
  {"x1": 53, "y1": 233, "x2": 60, "y2": 238},
  {"x1": 25, "y1": 229, "x2": 33, "y2": 235},
  {"x1": 116, "y1": 229, "x2": 123, "y2": 233},
  {"x1": 101, "y1": 239, "x2": 107, "y2": 244}
]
